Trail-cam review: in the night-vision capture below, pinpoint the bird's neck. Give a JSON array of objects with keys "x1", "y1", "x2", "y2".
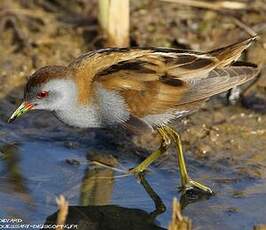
[
  {"x1": 46, "y1": 78, "x2": 101, "y2": 128},
  {"x1": 50, "y1": 80, "x2": 129, "y2": 128},
  {"x1": 55, "y1": 102, "x2": 101, "y2": 128}
]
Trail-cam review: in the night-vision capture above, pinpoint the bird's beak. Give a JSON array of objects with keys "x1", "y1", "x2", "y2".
[{"x1": 8, "y1": 102, "x2": 34, "y2": 123}]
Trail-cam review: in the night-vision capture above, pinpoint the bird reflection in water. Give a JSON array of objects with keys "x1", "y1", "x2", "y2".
[
  {"x1": 0, "y1": 143, "x2": 32, "y2": 202},
  {"x1": 80, "y1": 153, "x2": 118, "y2": 206},
  {"x1": 44, "y1": 153, "x2": 166, "y2": 230},
  {"x1": 44, "y1": 152, "x2": 211, "y2": 229}
]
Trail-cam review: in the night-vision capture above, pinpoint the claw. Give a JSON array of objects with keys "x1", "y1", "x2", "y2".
[
  {"x1": 180, "y1": 179, "x2": 214, "y2": 196},
  {"x1": 128, "y1": 167, "x2": 150, "y2": 177}
]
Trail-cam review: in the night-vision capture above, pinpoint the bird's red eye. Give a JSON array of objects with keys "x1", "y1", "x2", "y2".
[{"x1": 37, "y1": 91, "x2": 48, "y2": 99}]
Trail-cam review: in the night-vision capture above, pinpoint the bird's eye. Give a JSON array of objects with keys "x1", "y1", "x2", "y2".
[{"x1": 37, "y1": 91, "x2": 49, "y2": 99}]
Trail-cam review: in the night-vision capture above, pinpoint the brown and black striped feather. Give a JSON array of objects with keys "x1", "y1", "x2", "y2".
[{"x1": 68, "y1": 37, "x2": 258, "y2": 117}]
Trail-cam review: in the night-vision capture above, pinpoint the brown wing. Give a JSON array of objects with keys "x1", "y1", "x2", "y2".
[
  {"x1": 69, "y1": 46, "x2": 216, "y2": 105},
  {"x1": 93, "y1": 50, "x2": 218, "y2": 117},
  {"x1": 100, "y1": 66, "x2": 258, "y2": 118},
  {"x1": 70, "y1": 37, "x2": 258, "y2": 117}
]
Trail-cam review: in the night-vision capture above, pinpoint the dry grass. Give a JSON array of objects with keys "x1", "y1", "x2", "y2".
[
  {"x1": 160, "y1": 0, "x2": 247, "y2": 11},
  {"x1": 55, "y1": 195, "x2": 69, "y2": 230},
  {"x1": 254, "y1": 225, "x2": 266, "y2": 230},
  {"x1": 98, "y1": 0, "x2": 129, "y2": 47},
  {"x1": 168, "y1": 198, "x2": 192, "y2": 230}
]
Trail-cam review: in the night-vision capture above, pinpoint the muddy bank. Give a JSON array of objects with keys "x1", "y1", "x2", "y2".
[{"x1": 0, "y1": 1, "x2": 265, "y2": 229}]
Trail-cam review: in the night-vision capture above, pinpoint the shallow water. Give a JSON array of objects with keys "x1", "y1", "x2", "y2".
[
  {"x1": 0, "y1": 107, "x2": 266, "y2": 230},
  {"x1": 0, "y1": 0, "x2": 265, "y2": 228}
]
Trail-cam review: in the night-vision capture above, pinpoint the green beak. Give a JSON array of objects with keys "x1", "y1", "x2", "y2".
[{"x1": 8, "y1": 102, "x2": 33, "y2": 123}]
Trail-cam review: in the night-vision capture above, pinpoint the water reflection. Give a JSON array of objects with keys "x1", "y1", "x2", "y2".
[
  {"x1": 44, "y1": 159, "x2": 167, "y2": 230},
  {"x1": 80, "y1": 154, "x2": 118, "y2": 206},
  {"x1": 45, "y1": 204, "x2": 166, "y2": 230},
  {"x1": 0, "y1": 143, "x2": 32, "y2": 203},
  {"x1": 179, "y1": 189, "x2": 212, "y2": 209},
  {"x1": 80, "y1": 152, "x2": 211, "y2": 211}
]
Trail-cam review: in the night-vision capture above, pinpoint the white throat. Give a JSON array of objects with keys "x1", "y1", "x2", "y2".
[
  {"x1": 44, "y1": 79, "x2": 101, "y2": 128},
  {"x1": 44, "y1": 79, "x2": 129, "y2": 128}
]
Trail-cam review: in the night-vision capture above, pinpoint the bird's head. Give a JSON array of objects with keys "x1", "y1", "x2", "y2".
[{"x1": 8, "y1": 65, "x2": 75, "y2": 123}]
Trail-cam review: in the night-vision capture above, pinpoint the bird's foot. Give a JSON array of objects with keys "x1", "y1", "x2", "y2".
[
  {"x1": 89, "y1": 160, "x2": 133, "y2": 179},
  {"x1": 179, "y1": 179, "x2": 214, "y2": 196},
  {"x1": 128, "y1": 165, "x2": 149, "y2": 177},
  {"x1": 90, "y1": 159, "x2": 151, "y2": 179}
]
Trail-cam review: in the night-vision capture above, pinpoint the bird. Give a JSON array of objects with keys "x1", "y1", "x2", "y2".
[{"x1": 8, "y1": 36, "x2": 259, "y2": 195}]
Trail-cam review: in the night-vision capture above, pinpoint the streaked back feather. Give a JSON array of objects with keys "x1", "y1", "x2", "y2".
[{"x1": 68, "y1": 37, "x2": 259, "y2": 119}]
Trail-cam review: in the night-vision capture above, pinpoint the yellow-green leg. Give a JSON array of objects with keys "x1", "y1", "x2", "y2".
[
  {"x1": 163, "y1": 126, "x2": 213, "y2": 195},
  {"x1": 129, "y1": 128, "x2": 171, "y2": 174}
]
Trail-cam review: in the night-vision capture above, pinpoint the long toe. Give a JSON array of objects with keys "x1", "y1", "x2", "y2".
[
  {"x1": 128, "y1": 166, "x2": 148, "y2": 176},
  {"x1": 180, "y1": 179, "x2": 214, "y2": 196}
]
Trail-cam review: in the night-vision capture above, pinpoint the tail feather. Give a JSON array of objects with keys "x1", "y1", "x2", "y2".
[
  {"x1": 180, "y1": 64, "x2": 259, "y2": 104},
  {"x1": 208, "y1": 36, "x2": 258, "y2": 67}
]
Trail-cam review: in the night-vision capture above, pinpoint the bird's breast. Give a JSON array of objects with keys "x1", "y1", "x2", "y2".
[
  {"x1": 54, "y1": 84, "x2": 130, "y2": 128},
  {"x1": 55, "y1": 104, "x2": 102, "y2": 128}
]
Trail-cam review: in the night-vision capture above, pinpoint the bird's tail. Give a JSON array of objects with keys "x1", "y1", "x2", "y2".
[
  {"x1": 208, "y1": 35, "x2": 258, "y2": 67},
  {"x1": 179, "y1": 62, "x2": 259, "y2": 105}
]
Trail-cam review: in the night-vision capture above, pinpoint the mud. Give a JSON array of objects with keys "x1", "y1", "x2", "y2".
[{"x1": 0, "y1": 1, "x2": 265, "y2": 229}]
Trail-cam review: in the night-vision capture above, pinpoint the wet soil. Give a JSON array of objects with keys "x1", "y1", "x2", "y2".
[{"x1": 0, "y1": 1, "x2": 265, "y2": 229}]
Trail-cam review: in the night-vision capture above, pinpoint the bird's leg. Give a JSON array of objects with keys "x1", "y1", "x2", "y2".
[
  {"x1": 129, "y1": 128, "x2": 171, "y2": 175},
  {"x1": 163, "y1": 126, "x2": 213, "y2": 195}
]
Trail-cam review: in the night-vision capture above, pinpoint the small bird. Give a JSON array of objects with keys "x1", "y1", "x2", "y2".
[{"x1": 8, "y1": 37, "x2": 259, "y2": 195}]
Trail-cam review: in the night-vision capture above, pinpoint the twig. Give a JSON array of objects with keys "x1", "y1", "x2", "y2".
[
  {"x1": 0, "y1": 8, "x2": 47, "y2": 20},
  {"x1": 90, "y1": 160, "x2": 127, "y2": 173},
  {"x1": 55, "y1": 195, "x2": 69, "y2": 230},
  {"x1": 98, "y1": 0, "x2": 130, "y2": 47},
  {"x1": 254, "y1": 225, "x2": 266, "y2": 230},
  {"x1": 161, "y1": 0, "x2": 247, "y2": 11},
  {"x1": 168, "y1": 197, "x2": 192, "y2": 230},
  {"x1": 232, "y1": 17, "x2": 257, "y2": 37}
]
